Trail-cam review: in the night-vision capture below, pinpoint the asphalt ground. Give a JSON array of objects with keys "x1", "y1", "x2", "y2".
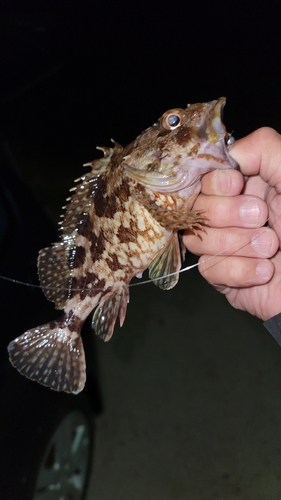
[{"x1": 86, "y1": 253, "x2": 281, "y2": 500}]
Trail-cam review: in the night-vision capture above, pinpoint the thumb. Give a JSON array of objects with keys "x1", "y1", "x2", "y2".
[{"x1": 230, "y1": 127, "x2": 281, "y2": 192}]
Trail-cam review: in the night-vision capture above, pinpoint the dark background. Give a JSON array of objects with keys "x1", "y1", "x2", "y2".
[
  {"x1": 1, "y1": 0, "x2": 281, "y2": 220},
  {"x1": 1, "y1": 3, "x2": 281, "y2": 497}
]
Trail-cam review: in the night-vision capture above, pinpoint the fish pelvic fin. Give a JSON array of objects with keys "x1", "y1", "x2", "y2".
[
  {"x1": 148, "y1": 232, "x2": 183, "y2": 290},
  {"x1": 92, "y1": 284, "x2": 129, "y2": 341},
  {"x1": 7, "y1": 317, "x2": 86, "y2": 394}
]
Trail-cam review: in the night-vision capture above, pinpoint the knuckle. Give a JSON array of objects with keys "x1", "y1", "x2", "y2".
[{"x1": 255, "y1": 126, "x2": 281, "y2": 144}]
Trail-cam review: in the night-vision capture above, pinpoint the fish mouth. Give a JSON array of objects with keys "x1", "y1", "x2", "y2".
[
  {"x1": 212, "y1": 96, "x2": 226, "y2": 133},
  {"x1": 202, "y1": 97, "x2": 237, "y2": 170},
  {"x1": 199, "y1": 97, "x2": 227, "y2": 144}
]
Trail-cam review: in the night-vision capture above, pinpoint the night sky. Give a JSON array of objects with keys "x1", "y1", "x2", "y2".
[{"x1": 1, "y1": 0, "x2": 281, "y2": 216}]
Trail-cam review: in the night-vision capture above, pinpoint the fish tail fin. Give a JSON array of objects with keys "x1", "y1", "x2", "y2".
[
  {"x1": 92, "y1": 284, "x2": 129, "y2": 341},
  {"x1": 7, "y1": 317, "x2": 86, "y2": 394}
]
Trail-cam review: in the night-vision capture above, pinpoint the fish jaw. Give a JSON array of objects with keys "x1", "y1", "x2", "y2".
[{"x1": 164, "y1": 98, "x2": 237, "y2": 196}]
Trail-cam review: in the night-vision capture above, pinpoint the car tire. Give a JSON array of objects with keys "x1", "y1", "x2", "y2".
[{"x1": 33, "y1": 394, "x2": 94, "y2": 500}]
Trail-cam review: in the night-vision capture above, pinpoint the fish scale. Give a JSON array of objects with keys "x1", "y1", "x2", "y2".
[{"x1": 8, "y1": 97, "x2": 237, "y2": 394}]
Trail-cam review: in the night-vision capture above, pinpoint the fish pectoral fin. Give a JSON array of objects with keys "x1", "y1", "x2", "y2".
[
  {"x1": 132, "y1": 187, "x2": 207, "y2": 232},
  {"x1": 146, "y1": 205, "x2": 207, "y2": 231},
  {"x1": 7, "y1": 317, "x2": 86, "y2": 394},
  {"x1": 92, "y1": 285, "x2": 129, "y2": 341},
  {"x1": 149, "y1": 232, "x2": 182, "y2": 290}
]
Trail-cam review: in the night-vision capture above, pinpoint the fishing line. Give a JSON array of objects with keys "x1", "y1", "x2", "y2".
[{"x1": 0, "y1": 214, "x2": 278, "y2": 292}]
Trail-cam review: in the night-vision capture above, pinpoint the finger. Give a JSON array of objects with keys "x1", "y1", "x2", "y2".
[
  {"x1": 198, "y1": 255, "x2": 274, "y2": 287},
  {"x1": 230, "y1": 128, "x2": 281, "y2": 191},
  {"x1": 242, "y1": 175, "x2": 268, "y2": 198},
  {"x1": 184, "y1": 226, "x2": 279, "y2": 259},
  {"x1": 192, "y1": 193, "x2": 268, "y2": 228},
  {"x1": 200, "y1": 169, "x2": 244, "y2": 196}
]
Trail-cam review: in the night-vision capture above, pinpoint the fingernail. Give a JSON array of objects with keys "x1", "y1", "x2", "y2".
[
  {"x1": 240, "y1": 199, "x2": 261, "y2": 226},
  {"x1": 251, "y1": 229, "x2": 272, "y2": 255},
  {"x1": 256, "y1": 260, "x2": 272, "y2": 280}
]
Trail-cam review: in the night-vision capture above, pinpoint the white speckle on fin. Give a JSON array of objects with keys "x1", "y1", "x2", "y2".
[{"x1": 7, "y1": 319, "x2": 86, "y2": 394}]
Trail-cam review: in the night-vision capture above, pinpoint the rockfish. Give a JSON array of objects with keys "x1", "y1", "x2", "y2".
[{"x1": 8, "y1": 97, "x2": 237, "y2": 394}]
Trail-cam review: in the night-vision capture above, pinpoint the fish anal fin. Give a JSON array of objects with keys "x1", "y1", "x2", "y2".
[
  {"x1": 7, "y1": 317, "x2": 86, "y2": 394},
  {"x1": 149, "y1": 233, "x2": 182, "y2": 290},
  {"x1": 92, "y1": 285, "x2": 129, "y2": 341}
]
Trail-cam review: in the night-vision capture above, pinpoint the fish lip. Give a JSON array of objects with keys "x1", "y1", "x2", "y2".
[
  {"x1": 212, "y1": 96, "x2": 227, "y2": 133},
  {"x1": 207, "y1": 97, "x2": 238, "y2": 170},
  {"x1": 203, "y1": 96, "x2": 227, "y2": 137},
  {"x1": 196, "y1": 97, "x2": 225, "y2": 143}
]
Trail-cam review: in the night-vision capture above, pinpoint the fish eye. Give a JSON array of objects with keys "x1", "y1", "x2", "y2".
[
  {"x1": 162, "y1": 110, "x2": 184, "y2": 130},
  {"x1": 167, "y1": 114, "x2": 180, "y2": 127}
]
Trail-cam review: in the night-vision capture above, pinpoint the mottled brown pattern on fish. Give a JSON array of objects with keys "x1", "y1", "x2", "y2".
[
  {"x1": 147, "y1": 160, "x2": 161, "y2": 171},
  {"x1": 64, "y1": 311, "x2": 81, "y2": 332},
  {"x1": 8, "y1": 98, "x2": 237, "y2": 394},
  {"x1": 72, "y1": 246, "x2": 86, "y2": 268},
  {"x1": 106, "y1": 253, "x2": 120, "y2": 272},
  {"x1": 89, "y1": 230, "x2": 107, "y2": 260},
  {"x1": 102, "y1": 180, "x2": 130, "y2": 218},
  {"x1": 117, "y1": 223, "x2": 137, "y2": 243},
  {"x1": 174, "y1": 126, "x2": 194, "y2": 146},
  {"x1": 78, "y1": 273, "x2": 107, "y2": 301}
]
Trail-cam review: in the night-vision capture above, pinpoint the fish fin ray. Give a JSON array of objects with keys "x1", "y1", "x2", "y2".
[
  {"x1": 7, "y1": 319, "x2": 86, "y2": 394},
  {"x1": 92, "y1": 285, "x2": 129, "y2": 341},
  {"x1": 39, "y1": 156, "x2": 114, "y2": 307},
  {"x1": 132, "y1": 187, "x2": 207, "y2": 231},
  {"x1": 149, "y1": 233, "x2": 182, "y2": 290},
  {"x1": 154, "y1": 207, "x2": 207, "y2": 231},
  {"x1": 63, "y1": 145, "x2": 115, "y2": 235},
  {"x1": 178, "y1": 232, "x2": 187, "y2": 262},
  {"x1": 147, "y1": 206, "x2": 207, "y2": 231},
  {"x1": 38, "y1": 243, "x2": 74, "y2": 308},
  {"x1": 59, "y1": 141, "x2": 117, "y2": 238},
  {"x1": 61, "y1": 172, "x2": 105, "y2": 237}
]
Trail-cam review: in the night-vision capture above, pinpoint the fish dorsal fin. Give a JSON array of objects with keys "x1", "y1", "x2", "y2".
[
  {"x1": 148, "y1": 232, "x2": 182, "y2": 290},
  {"x1": 92, "y1": 284, "x2": 129, "y2": 341},
  {"x1": 38, "y1": 148, "x2": 114, "y2": 308},
  {"x1": 62, "y1": 147, "x2": 114, "y2": 237}
]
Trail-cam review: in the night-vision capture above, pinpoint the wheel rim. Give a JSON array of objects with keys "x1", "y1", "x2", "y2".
[{"x1": 34, "y1": 409, "x2": 92, "y2": 500}]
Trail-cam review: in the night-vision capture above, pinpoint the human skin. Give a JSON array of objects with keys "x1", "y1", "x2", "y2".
[{"x1": 183, "y1": 127, "x2": 281, "y2": 321}]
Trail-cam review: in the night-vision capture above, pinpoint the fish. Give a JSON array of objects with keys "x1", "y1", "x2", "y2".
[{"x1": 7, "y1": 97, "x2": 237, "y2": 394}]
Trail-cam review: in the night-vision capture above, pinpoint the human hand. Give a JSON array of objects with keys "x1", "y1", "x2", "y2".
[{"x1": 183, "y1": 127, "x2": 281, "y2": 321}]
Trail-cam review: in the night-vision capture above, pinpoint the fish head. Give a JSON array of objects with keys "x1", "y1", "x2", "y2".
[{"x1": 123, "y1": 97, "x2": 237, "y2": 197}]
